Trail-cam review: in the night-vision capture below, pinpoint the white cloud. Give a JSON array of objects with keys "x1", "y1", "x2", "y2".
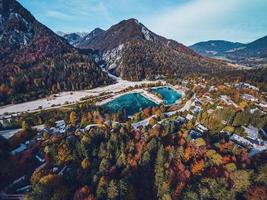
[
  {"x1": 46, "y1": 10, "x2": 73, "y2": 20},
  {"x1": 144, "y1": 0, "x2": 267, "y2": 45}
]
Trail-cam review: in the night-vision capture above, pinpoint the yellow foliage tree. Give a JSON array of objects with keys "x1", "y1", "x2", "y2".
[
  {"x1": 81, "y1": 158, "x2": 90, "y2": 170},
  {"x1": 70, "y1": 111, "x2": 78, "y2": 124},
  {"x1": 206, "y1": 149, "x2": 223, "y2": 166},
  {"x1": 57, "y1": 143, "x2": 73, "y2": 162}
]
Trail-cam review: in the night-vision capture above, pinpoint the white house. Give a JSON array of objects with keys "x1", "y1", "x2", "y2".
[
  {"x1": 11, "y1": 144, "x2": 27, "y2": 155},
  {"x1": 195, "y1": 124, "x2": 208, "y2": 133}
]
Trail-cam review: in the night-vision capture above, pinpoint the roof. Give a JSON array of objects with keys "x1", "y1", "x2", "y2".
[
  {"x1": 196, "y1": 124, "x2": 208, "y2": 132},
  {"x1": 230, "y1": 134, "x2": 253, "y2": 148},
  {"x1": 11, "y1": 144, "x2": 27, "y2": 155},
  {"x1": 186, "y1": 114, "x2": 194, "y2": 121},
  {"x1": 243, "y1": 125, "x2": 259, "y2": 140}
]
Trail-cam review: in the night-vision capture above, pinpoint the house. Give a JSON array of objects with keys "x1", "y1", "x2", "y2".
[
  {"x1": 193, "y1": 99, "x2": 202, "y2": 107},
  {"x1": 175, "y1": 116, "x2": 186, "y2": 125},
  {"x1": 258, "y1": 101, "x2": 267, "y2": 110},
  {"x1": 235, "y1": 82, "x2": 259, "y2": 91},
  {"x1": 230, "y1": 134, "x2": 253, "y2": 148},
  {"x1": 207, "y1": 109, "x2": 214, "y2": 114},
  {"x1": 220, "y1": 95, "x2": 238, "y2": 108},
  {"x1": 35, "y1": 150, "x2": 45, "y2": 163},
  {"x1": 11, "y1": 144, "x2": 27, "y2": 155},
  {"x1": 241, "y1": 94, "x2": 258, "y2": 102},
  {"x1": 55, "y1": 120, "x2": 66, "y2": 134},
  {"x1": 243, "y1": 126, "x2": 265, "y2": 145},
  {"x1": 209, "y1": 86, "x2": 216, "y2": 92},
  {"x1": 203, "y1": 95, "x2": 214, "y2": 105},
  {"x1": 195, "y1": 124, "x2": 208, "y2": 133},
  {"x1": 181, "y1": 80, "x2": 189, "y2": 87},
  {"x1": 191, "y1": 106, "x2": 202, "y2": 114},
  {"x1": 243, "y1": 125, "x2": 259, "y2": 141},
  {"x1": 186, "y1": 114, "x2": 194, "y2": 121},
  {"x1": 189, "y1": 130, "x2": 202, "y2": 139},
  {"x1": 55, "y1": 120, "x2": 65, "y2": 128}
]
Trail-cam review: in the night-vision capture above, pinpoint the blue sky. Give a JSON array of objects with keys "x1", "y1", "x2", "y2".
[{"x1": 18, "y1": 0, "x2": 267, "y2": 45}]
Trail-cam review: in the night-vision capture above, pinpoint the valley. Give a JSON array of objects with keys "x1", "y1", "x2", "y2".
[
  {"x1": 0, "y1": 77, "x2": 164, "y2": 117},
  {"x1": 0, "y1": 1, "x2": 267, "y2": 200}
]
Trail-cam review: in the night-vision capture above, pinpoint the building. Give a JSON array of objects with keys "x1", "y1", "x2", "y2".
[
  {"x1": 195, "y1": 124, "x2": 208, "y2": 133},
  {"x1": 241, "y1": 94, "x2": 258, "y2": 102},
  {"x1": 243, "y1": 125, "x2": 264, "y2": 145},
  {"x1": 186, "y1": 114, "x2": 194, "y2": 121},
  {"x1": 220, "y1": 95, "x2": 238, "y2": 108},
  {"x1": 11, "y1": 144, "x2": 27, "y2": 155},
  {"x1": 243, "y1": 125, "x2": 259, "y2": 141},
  {"x1": 191, "y1": 106, "x2": 202, "y2": 114},
  {"x1": 189, "y1": 130, "x2": 202, "y2": 139},
  {"x1": 230, "y1": 134, "x2": 253, "y2": 148},
  {"x1": 35, "y1": 151, "x2": 45, "y2": 163},
  {"x1": 235, "y1": 82, "x2": 259, "y2": 91}
]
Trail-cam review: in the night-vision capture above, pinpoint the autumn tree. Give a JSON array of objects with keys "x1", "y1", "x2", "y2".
[
  {"x1": 69, "y1": 111, "x2": 78, "y2": 124},
  {"x1": 182, "y1": 178, "x2": 235, "y2": 200},
  {"x1": 107, "y1": 180, "x2": 119, "y2": 200},
  {"x1": 57, "y1": 143, "x2": 73, "y2": 163},
  {"x1": 230, "y1": 170, "x2": 251, "y2": 193},
  {"x1": 81, "y1": 158, "x2": 90, "y2": 170},
  {"x1": 155, "y1": 145, "x2": 166, "y2": 198},
  {"x1": 22, "y1": 120, "x2": 31, "y2": 131}
]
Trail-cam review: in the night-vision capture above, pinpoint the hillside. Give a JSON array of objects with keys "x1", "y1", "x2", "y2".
[
  {"x1": 190, "y1": 36, "x2": 267, "y2": 67},
  {"x1": 229, "y1": 35, "x2": 267, "y2": 58},
  {"x1": 190, "y1": 40, "x2": 245, "y2": 57},
  {"x1": 0, "y1": 0, "x2": 112, "y2": 106},
  {"x1": 78, "y1": 28, "x2": 105, "y2": 48},
  {"x1": 62, "y1": 33, "x2": 82, "y2": 46},
  {"x1": 77, "y1": 19, "x2": 231, "y2": 81}
]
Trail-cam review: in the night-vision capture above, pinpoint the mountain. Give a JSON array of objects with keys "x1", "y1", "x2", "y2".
[
  {"x1": 62, "y1": 33, "x2": 82, "y2": 46},
  {"x1": 77, "y1": 19, "x2": 230, "y2": 81},
  {"x1": 78, "y1": 28, "x2": 105, "y2": 48},
  {"x1": 56, "y1": 31, "x2": 88, "y2": 38},
  {"x1": 190, "y1": 36, "x2": 267, "y2": 67},
  {"x1": 190, "y1": 40, "x2": 246, "y2": 58},
  {"x1": 229, "y1": 35, "x2": 267, "y2": 58},
  {"x1": 0, "y1": 0, "x2": 112, "y2": 106}
]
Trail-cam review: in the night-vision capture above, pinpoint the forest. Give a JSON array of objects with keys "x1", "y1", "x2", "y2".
[
  {"x1": 1, "y1": 102, "x2": 266, "y2": 200},
  {"x1": 0, "y1": 53, "x2": 113, "y2": 106}
]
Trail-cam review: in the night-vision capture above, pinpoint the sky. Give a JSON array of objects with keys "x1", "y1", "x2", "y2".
[{"x1": 18, "y1": 0, "x2": 267, "y2": 45}]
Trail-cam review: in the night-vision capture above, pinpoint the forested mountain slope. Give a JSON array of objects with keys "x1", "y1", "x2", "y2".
[
  {"x1": 77, "y1": 19, "x2": 231, "y2": 81},
  {"x1": 0, "y1": 0, "x2": 112, "y2": 106}
]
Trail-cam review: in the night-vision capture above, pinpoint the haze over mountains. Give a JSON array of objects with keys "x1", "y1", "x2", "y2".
[{"x1": 190, "y1": 36, "x2": 267, "y2": 67}]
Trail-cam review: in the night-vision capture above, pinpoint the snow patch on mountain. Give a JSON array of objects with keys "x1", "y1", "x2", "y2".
[
  {"x1": 0, "y1": 12, "x2": 33, "y2": 48},
  {"x1": 134, "y1": 19, "x2": 140, "y2": 25},
  {"x1": 211, "y1": 43, "x2": 216, "y2": 47},
  {"x1": 205, "y1": 50, "x2": 218, "y2": 55},
  {"x1": 103, "y1": 44, "x2": 124, "y2": 70},
  {"x1": 141, "y1": 26, "x2": 153, "y2": 41},
  {"x1": 226, "y1": 46, "x2": 247, "y2": 53}
]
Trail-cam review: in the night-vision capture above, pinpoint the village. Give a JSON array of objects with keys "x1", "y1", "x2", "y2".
[{"x1": 1, "y1": 76, "x2": 267, "y2": 199}]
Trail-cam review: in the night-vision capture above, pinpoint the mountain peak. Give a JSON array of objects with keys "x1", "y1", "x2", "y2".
[
  {"x1": 90, "y1": 27, "x2": 105, "y2": 36},
  {"x1": 75, "y1": 18, "x2": 227, "y2": 81},
  {"x1": 120, "y1": 18, "x2": 140, "y2": 25}
]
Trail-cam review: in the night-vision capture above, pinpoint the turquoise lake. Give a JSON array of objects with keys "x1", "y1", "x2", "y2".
[
  {"x1": 102, "y1": 93, "x2": 157, "y2": 115},
  {"x1": 151, "y1": 87, "x2": 182, "y2": 105}
]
